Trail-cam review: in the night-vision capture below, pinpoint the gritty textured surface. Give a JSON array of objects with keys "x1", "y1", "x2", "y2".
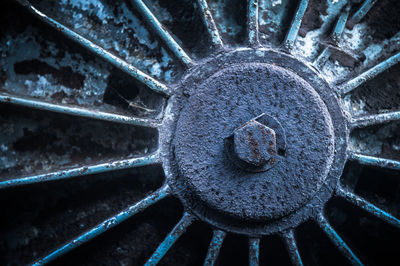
[
  {"x1": 173, "y1": 63, "x2": 334, "y2": 221},
  {"x1": 0, "y1": 104, "x2": 157, "y2": 180},
  {"x1": 1, "y1": 0, "x2": 399, "y2": 264}
]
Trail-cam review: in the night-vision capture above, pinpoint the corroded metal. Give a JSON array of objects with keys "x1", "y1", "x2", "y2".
[
  {"x1": 316, "y1": 213, "x2": 363, "y2": 265},
  {"x1": 0, "y1": 92, "x2": 159, "y2": 128},
  {"x1": 229, "y1": 118, "x2": 277, "y2": 171},
  {"x1": 348, "y1": 0, "x2": 379, "y2": 27},
  {"x1": 339, "y1": 51, "x2": 400, "y2": 95},
  {"x1": 283, "y1": 0, "x2": 309, "y2": 50},
  {"x1": 0, "y1": 153, "x2": 160, "y2": 189},
  {"x1": 349, "y1": 152, "x2": 400, "y2": 171},
  {"x1": 350, "y1": 111, "x2": 400, "y2": 128},
  {"x1": 248, "y1": 238, "x2": 260, "y2": 266},
  {"x1": 204, "y1": 229, "x2": 226, "y2": 266},
  {"x1": 162, "y1": 48, "x2": 348, "y2": 235},
  {"x1": 1, "y1": 0, "x2": 399, "y2": 265},
  {"x1": 336, "y1": 186, "x2": 400, "y2": 228},
  {"x1": 283, "y1": 229, "x2": 304, "y2": 266},
  {"x1": 16, "y1": 0, "x2": 172, "y2": 96},
  {"x1": 247, "y1": 0, "x2": 259, "y2": 46},
  {"x1": 33, "y1": 185, "x2": 171, "y2": 265},
  {"x1": 130, "y1": 0, "x2": 193, "y2": 67},
  {"x1": 145, "y1": 212, "x2": 196, "y2": 266}
]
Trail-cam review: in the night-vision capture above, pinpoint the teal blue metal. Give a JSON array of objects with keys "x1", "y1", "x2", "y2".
[
  {"x1": 16, "y1": 0, "x2": 171, "y2": 96},
  {"x1": 0, "y1": 92, "x2": 159, "y2": 128},
  {"x1": 248, "y1": 238, "x2": 260, "y2": 266},
  {"x1": 317, "y1": 213, "x2": 363, "y2": 265},
  {"x1": 349, "y1": 0, "x2": 378, "y2": 26},
  {"x1": 283, "y1": 230, "x2": 303, "y2": 266},
  {"x1": 332, "y1": 5, "x2": 351, "y2": 44},
  {"x1": 313, "y1": 47, "x2": 332, "y2": 69},
  {"x1": 283, "y1": 0, "x2": 309, "y2": 50},
  {"x1": 349, "y1": 153, "x2": 400, "y2": 171},
  {"x1": 350, "y1": 111, "x2": 400, "y2": 129},
  {"x1": 313, "y1": 5, "x2": 350, "y2": 68},
  {"x1": 247, "y1": 0, "x2": 259, "y2": 46},
  {"x1": 339, "y1": 51, "x2": 400, "y2": 95},
  {"x1": 145, "y1": 212, "x2": 196, "y2": 265},
  {"x1": 130, "y1": 0, "x2": 193, "y2": 67},
  {"x1": 197, "y1": 0, "x2": 224, "y2": 48},
  {"x1": 31, "y1": 185, "x2": 171, "y2": 265},
  {"x1": 0, "y1": 153, "x2": 160, "y2": 189},
  {"x1": 337, "y1": 187, "x2": 400, "y2": 229},
  {"x1": 204, "y1": 230, "x2": 226, "y2": 266}
]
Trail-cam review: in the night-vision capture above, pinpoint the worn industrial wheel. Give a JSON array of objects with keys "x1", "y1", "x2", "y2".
[{"x1": 1, "y1": 0, "x2": 400, "y2": 265}]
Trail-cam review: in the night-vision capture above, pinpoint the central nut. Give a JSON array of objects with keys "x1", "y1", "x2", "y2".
[{"x1": 233, "y1": 120, "x2": 277, "y2": 168}]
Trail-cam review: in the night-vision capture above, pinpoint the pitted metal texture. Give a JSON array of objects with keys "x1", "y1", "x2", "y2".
[
  {"x1": 172, "y1": 60, "x2": 335, "y2": 221},
  {"x1": 229, "y1": 118, "x2": 277, "y2": 171},
  {"x1": 160, "y1": 49, "x2": 349, "y2": 235}
]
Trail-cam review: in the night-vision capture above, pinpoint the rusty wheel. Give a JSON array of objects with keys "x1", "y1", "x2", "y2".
[{"x1": 1, "y1": 0, "x2": 400, "y2": 265}]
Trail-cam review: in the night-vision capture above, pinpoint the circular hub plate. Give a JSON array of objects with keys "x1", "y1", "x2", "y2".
[
  {"x1": 174, "y1": 62, "x2": 334, "y2": 220},
  {"x1": 161, "y1": 49, "x2": 348, "y2": 235}
]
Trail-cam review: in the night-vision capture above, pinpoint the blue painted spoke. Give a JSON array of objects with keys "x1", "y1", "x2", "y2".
[
  {"x1": 282, "y1": 230, "x2": 303, "y2": 266},
  {"x1": 339, "y1": 51, "x2": 400, "y2": 95},
  {"x1": 197, "y1": 0, "x2": 223, "y2": 48},
  {"x1": 130, "y1": 0, "x2": 193, "y2": 67},
  {"x1": 348, "y1": 0, "x2": 378, "y2": 26},
  {"x1": 0, "y1": 153, "x2": 160, "y2": 189},
  {"x1": 0, "y1": 92, "x2": 159, "y2": 128},
  {"x1": 32, "y1": 185, "x2": 171, "y2": 265},
  {"x1": 247, "y1": 0, "x2": 259, "y2": 46},
  {"x1": 283, "y1": 0, "x2": 309, "y2": 51},
  {"x1": 249, "y1": 238, "x2": 260, "y2": 266},
  {"x1": 332, "y1": 5, "x2": 351, "y2": 44},
  {"x1": 16, "y1": 0, "x2": 170, "y2": 96},
  {"x1": 313, "y1": 6, "x2": 350, "y2": 68},
  {"x1": 145, "y1": 212, "x2": 196, "y2": 266},
  {"x1": 349, "y1": 152, "x2": 400, "y2": 171},
  {"x1": 204, "y1": 229, "x2": 226, "y2": 266},
  {"x1": 316, "y1": 213, "x2": 363, "y2": 265},
  {"x1": 313, "y1": 47, "x2": 331, "y2": 69},
  {"x1": 336, "y1": 186, "x2": 400, "y2": 229},
  {"x1": 350, "y1": 111, "x2": 400, "y2": 129}
]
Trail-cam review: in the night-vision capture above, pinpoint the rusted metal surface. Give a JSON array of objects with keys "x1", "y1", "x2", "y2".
[
  {"x1": 0, "y1": 0, "x2": 399, "y2": 265},
  {"x1": 231, "y1": 119, "x2": 277, "y2": 169},
  {"x1": 162, "y1": 49, "x2": 348, "y2": 235}
]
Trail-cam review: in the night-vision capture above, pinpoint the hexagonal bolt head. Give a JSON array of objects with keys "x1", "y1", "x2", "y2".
[{"x1": 233, "y1": 120, "x2": 277, "y2": 167}]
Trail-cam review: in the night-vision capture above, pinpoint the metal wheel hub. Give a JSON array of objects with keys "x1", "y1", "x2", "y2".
[{"x1": 162, "y1": 49, "x2": 349, "y2": 234}]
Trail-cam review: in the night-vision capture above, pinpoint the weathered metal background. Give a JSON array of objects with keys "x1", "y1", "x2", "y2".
[{"x1": 0, "y1": 0, "x2": 400, "y2": 265}]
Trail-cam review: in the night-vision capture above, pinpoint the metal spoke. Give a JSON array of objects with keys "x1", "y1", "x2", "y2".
[
  {"x1": 0, "y1": 153, "x2": 160, "y2": 189},
  {"x1": 283, "y1": 0, "x2": 309, "y2": 51},
  {"x1": 248, "y1": 237, "x2": 260, "y2": 266},
  {"x1": 197, "y1": 0, "x2": 223, "y2": 48},
  {"x1": 350, "y1": 111, "x2": 400, "y2": 129},
  {"x1": 313, "y1": 47, "x2": 332, "y2": 69},
  {"x1": 145, "y1": 212, "x2": 196, "y2": 266},
  {"x1": 332, "y1": 5, "x2": 351, "y2": 44},
  {"x1": 130, "y1": 0, "x2": 193, "y2": 67},
  {"x1": 339, "y1": 51, "x2": 400, "y2": 95},
  {"x1": 313, "y1": 5, "x2": 350, "y2": 68},
  {"x1": 348, "y1": 152, "x2": 400, "y2": 171},
  {"x1": 16, "y1": 0, "x2": 171, "y2": 96},
  {"x1": 348, "y1": 0, "x2": 378, "y2": 27},
  {"x1": 282, "y1": 229, "x2": 304, "y2": 266},
  {"x1": 247, "y1": 0, "x2": 259, "y2": 46},
  {"x1": 316, "y1": 213, "x2": 363, "y2": 265},
  {"x1": 203, "y1": 229, "x2": 226, "y2": 266},
  {"x1": 336, "y1": 186, "x2": 400, "y2": 229},
  {"x1": 31, "y1": 184, "x2": 171, "y2": 265},
  {"x1": 0, "y1": 92, "x2": 159, "y2": 128}
]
